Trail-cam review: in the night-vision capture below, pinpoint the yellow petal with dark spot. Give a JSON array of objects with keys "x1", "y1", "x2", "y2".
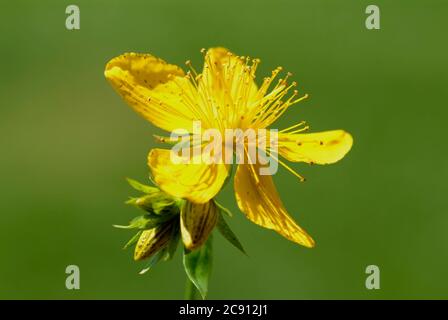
[
  {"x1": 278, "y1": 130, "x2": 353, "y2": 165},
  {"x1": 105, "y1": 53, "x2": 198, "y2": 132}
]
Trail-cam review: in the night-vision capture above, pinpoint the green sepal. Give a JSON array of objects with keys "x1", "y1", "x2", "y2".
[
  {"x1": 126, "y1": 193, "x2": 178, "y2": 215},
  {"x1": 214, "y1": 200, "x2": 233, "y2": 217},
  {"x1": 139, "y1": 249, "x2": 165, "y2": 275},
  {"x1": 123, "y1": 230, "x2": 142, "y2": 249},
  {"x1": 151, "y1": 197, "x2": 177, "y2": 215},
  {"x1": 183, "y1": 234, "x2": 213, "y2": 300},
  {"x1": 216, "y1": 211, "x2": 247, "y2": 256},
  {"x1": 126, "y1": 178, "x2": 159, "y2": 194},
  {"x1": 113, "y1": 212, "x2": 176, "y2": 230},
  {"x1": 163, "y1": 221, "x2": 180, "y2": 261}
]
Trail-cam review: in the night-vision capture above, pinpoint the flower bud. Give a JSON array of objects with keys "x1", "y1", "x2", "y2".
[
  {"x1": 181, "y1": 200, "x2": 218, "y2": 250},
  {"x1": 134, "y1": 223, "x2": 173, "y2": 261},
  {"x1": 128, "y1": 192, "x2": 180, "y2": 215}
]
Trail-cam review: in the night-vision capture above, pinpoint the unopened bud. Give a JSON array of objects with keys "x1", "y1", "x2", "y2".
[
  {"x1": 130, "y1": 193, "x2": 179, "y2": 215},
  {"x1": 134, "y1": 223, "x2": 173, "y2": 261},
  {"x1": 181, "y1": 201, "x2": 218, "y2": 250}
]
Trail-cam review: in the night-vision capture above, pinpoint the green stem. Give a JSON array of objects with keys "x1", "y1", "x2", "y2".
[
  {"x1": 220, "y1": 163, "x2": 234, "y2": 190},
  {"x1": 184, "y1": 277, "x2": 200, "y2": 300}
]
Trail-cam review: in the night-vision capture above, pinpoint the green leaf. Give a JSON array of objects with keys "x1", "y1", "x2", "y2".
[
  {"x1": 126, "y1": 178, "x2": 159, "y2": 194},
  {"x1": 216, "y1": 212, "x2": 247, "y2": 255},
  {"x1": 123, "y1": 230, "x2": 142, "y2": 249},
  {"x1": 185, "y1": 277, "x2": 200, "y2": 300},
  {"x1": 219, "y1": 163, "x2": 235, "y2": 191},
  {"x1": 183, "y1": 235, "x2": 213, "y2": 299}
]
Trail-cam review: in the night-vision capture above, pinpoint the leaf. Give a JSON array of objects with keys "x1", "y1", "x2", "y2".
[
  {"x1": 126, "y1": 178, "x2": 159, "y2": 194},
  {"x1": 216, "y1": 212, "x2": 247, "y2": 255},
  {"x1": 183, "y1": 235, "x2": 213, "y2": 299},
  {"x1": 123, "y1": 230, "x2": 142, "y2": 249}
]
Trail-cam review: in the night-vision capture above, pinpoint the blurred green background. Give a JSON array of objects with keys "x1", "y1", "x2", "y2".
[{"x1": 0, "y1": 0, "x2": 447, "y2": 299}]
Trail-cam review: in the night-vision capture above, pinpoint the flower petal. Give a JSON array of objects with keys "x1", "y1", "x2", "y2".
[
  {"x1": 148, "y1": 148, "x2": 229, "y2": 204},
  {"x1": 234, "y1": 163, "x2": 315, "y2": 248},
  {"x1": 203, "y1": 48, "x2": 258, "y2": 97},
  {"x1": 278, "y1": 130, "x2": 353, "y2": 164},
  {"x1": 105, "y1": 53, "x2": 198, "y2": 132},
  {"x1": 199, "y1": 48, "x2": 259, "y2": 126}
]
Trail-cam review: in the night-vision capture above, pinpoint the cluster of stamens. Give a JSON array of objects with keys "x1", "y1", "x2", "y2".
[
  {"x1": 169, "y1": 49, "x2": 308, "y2": 132},
  {"x1": 165, "y1": 48, "x2": 310, "y2": 182}
]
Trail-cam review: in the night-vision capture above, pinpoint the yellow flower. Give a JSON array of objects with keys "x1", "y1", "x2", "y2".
[{"x1": 105, "y1": 48, "x2": 353, "y2": 248}]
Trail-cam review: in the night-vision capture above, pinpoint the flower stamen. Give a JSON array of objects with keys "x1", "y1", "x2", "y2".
[{"x1": 266, "y1": 149, "x2": 306, "y2": 182}]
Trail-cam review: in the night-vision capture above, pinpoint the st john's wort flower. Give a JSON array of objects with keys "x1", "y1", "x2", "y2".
[{"x1": 105, "y1": 48, "x2": 353, "y2": 248}]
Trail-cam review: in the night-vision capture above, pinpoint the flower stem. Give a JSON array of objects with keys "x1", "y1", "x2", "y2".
[{"x1": 184, "y1": 277, "x2": 200, "y2": 300}]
